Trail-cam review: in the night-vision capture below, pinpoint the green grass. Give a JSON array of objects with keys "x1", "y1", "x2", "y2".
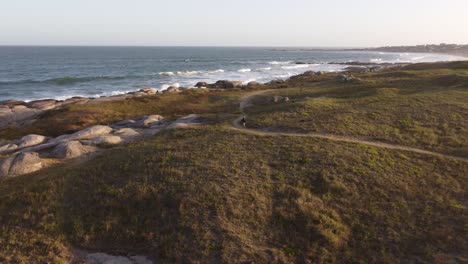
[
  {"x1": 0, "y1": 61, "x2": 467, "y2": 263},
  {"x1": 0, "y1": 126, "x2": 466, "y2": 263},
  {"x1": 0, "y1": 88, "x2": 242, "y2": 140},
  {"x1": 246, "y1": 64, "x2": 468, "y2": 157}
]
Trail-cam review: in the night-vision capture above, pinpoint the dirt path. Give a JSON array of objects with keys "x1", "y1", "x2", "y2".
[{"x1": 232, "y1": 89, "x2": 468, "y2": 163}]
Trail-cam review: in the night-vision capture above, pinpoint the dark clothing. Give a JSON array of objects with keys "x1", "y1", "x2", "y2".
[{"x1": 241, "y1": 117, "x2": 247, "y2": 127}]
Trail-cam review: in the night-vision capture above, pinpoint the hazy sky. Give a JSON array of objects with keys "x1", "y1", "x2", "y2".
[{"x1": 1, "y1": 0, "x2": 467, "y2": 47}]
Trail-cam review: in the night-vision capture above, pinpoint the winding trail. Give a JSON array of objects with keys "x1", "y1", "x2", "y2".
[{"x1": 231, "y1": 89, "x2": 468, "y2": 163}]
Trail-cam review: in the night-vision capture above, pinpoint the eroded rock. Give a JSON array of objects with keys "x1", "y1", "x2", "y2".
[
  {"x1": 211, "y1": 80, "x2": 243, "y2": 89},
  {"x1": 17, "y1": 134, "x2": 48, "y2": 148},
  {"x1": 167, "y1": 114, "x2": 201, "y2": 129},
  {"x1": 68, "y1": 125, "x2": 114, "y2": 140},
  {"x1": 0, "y1": 152, "x2": 43, "y2": 178},
  {"x1": 51, "y1": 141, "x2": 97, "y2": 159},
  {"x1": 85, "y1": 135, "x2": 123, "y2": 146}
]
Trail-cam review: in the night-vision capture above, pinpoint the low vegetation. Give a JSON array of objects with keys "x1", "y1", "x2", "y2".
[
  {"x1": 246, "y1": 62, "x2": 468, "y2": 157},
  {"x1": 1, "y1": 126, "x2": 467, "y2": 263},
  {"x1": 0, "y1": 89, "x2": 241, "y2": 139},
  {"x1": 0, "y1": 61, "x2": 467, "y2": 263}
]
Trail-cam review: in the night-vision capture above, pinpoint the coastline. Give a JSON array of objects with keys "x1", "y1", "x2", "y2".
[{"x1": 0, "y1": 58, "x2": 463, "y2": 130}]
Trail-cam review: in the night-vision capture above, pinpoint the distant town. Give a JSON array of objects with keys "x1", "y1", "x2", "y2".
[{"x1": 354, "y1": 43, "x2": 468, "y2": 57}]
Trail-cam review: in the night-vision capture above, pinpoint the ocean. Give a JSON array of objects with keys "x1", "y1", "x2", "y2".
[{"x1": 0, "y1": 46, "x2": 464, "y2": 102}]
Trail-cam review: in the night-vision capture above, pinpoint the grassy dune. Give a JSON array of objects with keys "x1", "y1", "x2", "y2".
[
  {"x1": 0, "y1": 61, "x2": 467, "y2": 263},
  {"x1": 247, "y1": 62, "x2": 468, "y2": 157},
  {"x1": 1, "y1": 127, "x2": 467, "y2": 263}
]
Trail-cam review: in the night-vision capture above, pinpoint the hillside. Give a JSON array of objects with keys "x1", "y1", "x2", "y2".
[{"x1": 0, "y1": 61, "x2": 467, "y2": 263}]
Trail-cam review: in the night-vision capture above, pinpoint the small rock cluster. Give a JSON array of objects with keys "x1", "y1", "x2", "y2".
[
  {"x1": 0, "y1": 88, "x2": 159, "y2": 129},
  {"x1": 0, "y1": 114, "x2": 201, "y2": 179},
  {"x1": 195, "y1": 80, "x2": 262, "y2": 89}
]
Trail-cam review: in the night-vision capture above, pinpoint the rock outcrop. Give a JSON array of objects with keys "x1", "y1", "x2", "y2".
[
  {"x1": 195, "y1": 82, "x2": 209, "y2": 88},
  {"x1": 86, "y1": 135, "x2": 123, "y2": 146},
  {"x1": 211, "y1": 80, "x2": 243, "y2": 89},
  {"x1": 26, "y1": 99, "x2": 59, "y2": 111},
  {"x1": 17, "y1": 134, "x2": 48, "y2": 148},
  {"x1": 67, "y1": 125, "x2": 114, "y2": 141},
  {"x1": 0, "y1": 152, "x2": 43, "y2": 178},
  {"x1": 51, "y1": 141, "x2": 97, "y2": 159},
  {"x1": 167, "y1": 114, "x2": 201, "y2": 129}
]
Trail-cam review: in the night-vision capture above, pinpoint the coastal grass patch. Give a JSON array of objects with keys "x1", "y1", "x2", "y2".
[
  {"x1": 0, "y1": 126, "x2": 466, "y2": 263},
  {"x1": 245, "y1": 67, "x2": 468, "y2": 157},
  {"x1": 0, "y1": 89, "x2": 242, "y2": 139}
]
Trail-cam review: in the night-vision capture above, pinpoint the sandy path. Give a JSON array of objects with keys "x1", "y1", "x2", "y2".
[{"x1": 232, "y1": 89, "x2": 468, "y2": 163}]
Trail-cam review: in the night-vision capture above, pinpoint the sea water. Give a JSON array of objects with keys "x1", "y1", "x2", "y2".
[{"x1": 0, "y1": 46, "x2": 464, "y2": 102}]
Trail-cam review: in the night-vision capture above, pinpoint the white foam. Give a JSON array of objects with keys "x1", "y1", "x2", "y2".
[
  {"x1": 243, "y1": 78, "x2": 257, "y2": 85},
  {"x1": 238, "y1": 68, "x2": 251, "y2": 73},
  {"x1": 176, "y1": 71, "x2": 200, "y2": 76},
  {"x1": 281, "y1": 64, "x2": 311, "y2": 70},
  {"x1": 269, "y1": 61, "x2": 292, "y2": 65},
  {"x1": 255, "y1": 67, "x2": 272, "y2": 71},
  {"x1": 159, "y1": 72, "x2": 175, "y2": 76},
  {"x1": 160, "y1": 83, "x2": 180, "y2": 90},
  {"x1": 208, "y1": 69, "x2": 225, "y2": 74}
]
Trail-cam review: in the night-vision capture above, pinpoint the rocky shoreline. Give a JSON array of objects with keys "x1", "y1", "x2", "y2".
[
  {"x1": 0, "y1": 61, "x2": 397, "y2": 130},
  {"x1": 0, "y1": 62, "x2": 398, "y2": 179},
  {"x1": 0, "y1": 113, "x2": 202, "y2": 178}
]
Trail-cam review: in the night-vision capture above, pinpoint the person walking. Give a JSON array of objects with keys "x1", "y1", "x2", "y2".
[{"x1": 241, "y1": 116, "x2": 247, "y2": 128}]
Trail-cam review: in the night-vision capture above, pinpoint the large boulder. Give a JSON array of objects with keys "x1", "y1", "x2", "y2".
[
  {"x1": 26, "y1": 99, "x2": 59, "y2": 111},
  {"x1": 85, "y1": 135, "x2": 123, "y2": 146},
  {"x1": 167, "y1": 114, "x2": 201, "y2": 129},
  {"x1": 17, "y1": 134, "x2": 48, "y2": 148},
  {"x1": 0, "y1": 105, "x2": 40, "y2": 129},
  {"x1": 113, "y1": 128, "x2": 141, "y2": 139},
  {"x1": 195, "y1": 82, "x2": 209, "y2": 88},
  {"x1": 0, "y1": 143, "x2": 18, "y2": 153},
  {"x1": 164, "y1": 86, "x2": 181, "y2": 93},
  {"x1": 139, "y1": 88, "x2": 157, "y2": 94},
  {"x1": 246, "y1": 81, "x2": 263, "y2": 87},
  {"x1": 62, "y1": 97, "x2": 90, "y2": 106},
  {"x1": 51, "y1": 141, "x2": 97, "y2": 159},
  {"x1": 139, "y1": 115, "x2": 164, "y2": 128},
  {"x1": 0, "y1": 152, "x2": 43, "y2": 177},
  {"x1": 68, "y1": 125, "x2": 114, "y2": 140},
  {"x1": 211, "y1": 80, "x2": 243, "y2": 89}
]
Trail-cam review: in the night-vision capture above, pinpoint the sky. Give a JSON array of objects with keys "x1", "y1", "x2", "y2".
[{"x1": 1, "y1": 0, "x2": 467, "y2": 47}]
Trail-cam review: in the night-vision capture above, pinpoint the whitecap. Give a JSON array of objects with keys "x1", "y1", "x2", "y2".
[
  {"x1": 208, "y1": 69, "x2": 225, "y2": 74},
  {"x1": 255, "y1": 67, "x2": 272, "y2": 71},
  {"x1": 269, "y1": 61, "x2": 293, "y2": 65},
  {"x1": 176, "y1": 71, "x2": 200, "y2": 76},
  {"x1": 159, "y1": 72, "x2": 175, "y2": 76},
  {"x1": 281, "y1": 65, "x2": 310, "y2": 70},
  {"x1": 238, "y1": 68, "x2": 251, "y2": 73}
]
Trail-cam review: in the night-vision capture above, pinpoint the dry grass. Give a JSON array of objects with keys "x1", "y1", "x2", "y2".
[
  {"x1": 0, "y1": 61, "x2": 467, "y2": 263},
  {"x1": 0, "y1": 126, "x2": 467, "y2": 263}
]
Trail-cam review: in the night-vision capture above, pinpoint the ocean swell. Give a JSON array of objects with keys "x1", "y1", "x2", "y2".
[{"x1": 0, "y1": 75, "x2": 130, "y2": 86}]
